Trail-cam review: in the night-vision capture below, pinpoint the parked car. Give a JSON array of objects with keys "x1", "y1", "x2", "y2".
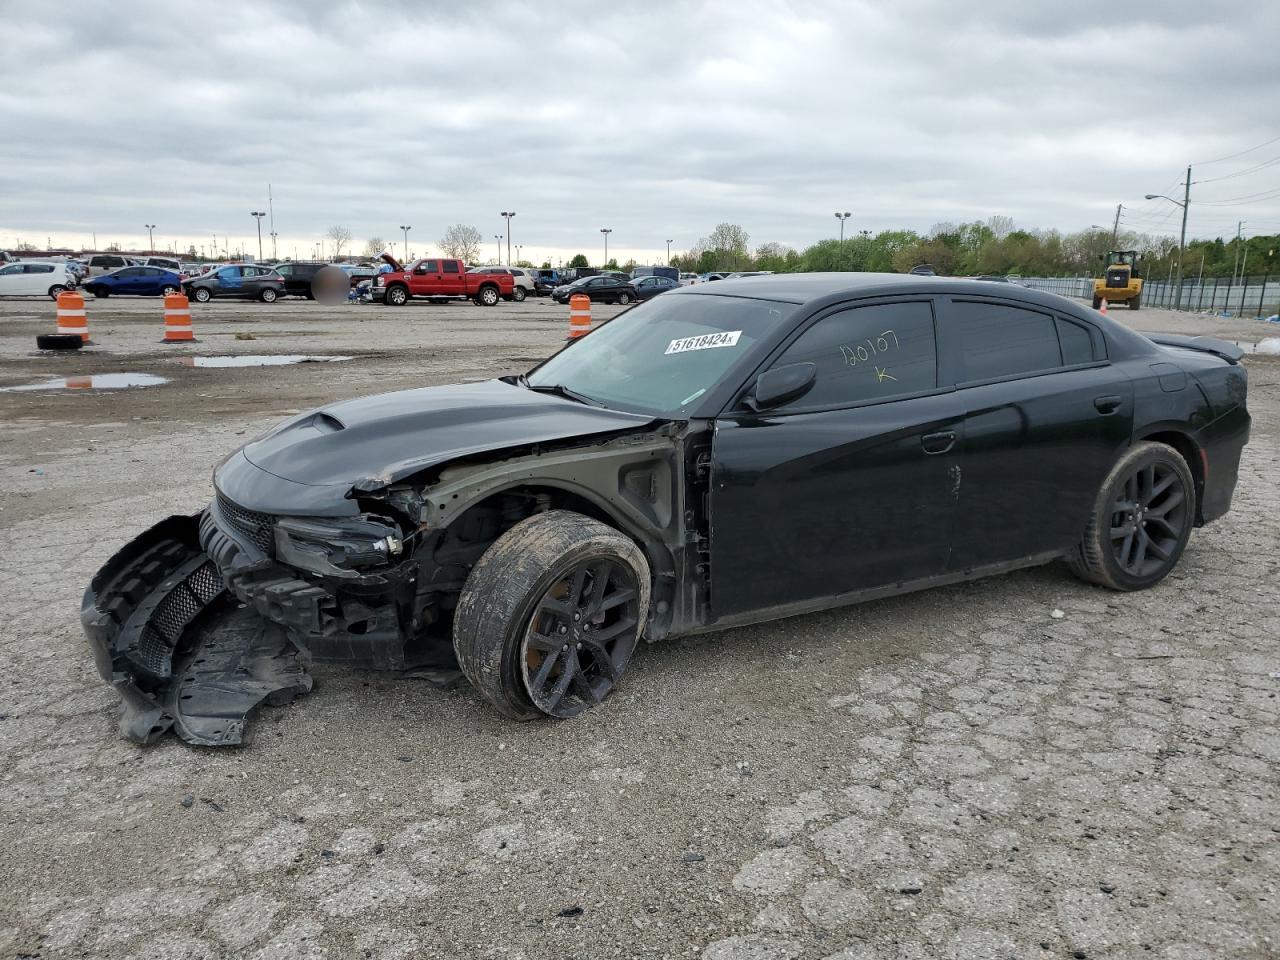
[
  {"x1": 85, "y1": 273, "x2": 1251, "y2": 735},
  {"x1": 632, "y1": 265, "x2": 680, "y2": 283},
  {"x1": 273, "y1": 261, "x2": 327, "y2": 298},
  {"x1": 471, "y1": 266, "x2": 536, "y2": 302},
  {"x1": 701, "y1": 272, "x2": 729, "y2": 282},
  {"x1": 82, "y1": 266, "x2": 183, "y2": 298},
  {"x1": 144, "y1": 256, "x2": 184, "y2": 272},
  {"x1": 83, "y1": 254, "x2": 141, "y2": 276},
  {"x1": 679, "y1": 272, "x2": 700, "y2": 285},
  {"x1": 336, "y1": 263, "x2": 378, "y2": 286},
  {"x1": 908, "y1": 264, "x2": 937, "y2": 276},
  {"x1": 0, "y1": 261, "x2": 78, "y2": 299},
  {"x1": 372, "y1": 256, "x2": 513, "y2": 306},
  {"x1": 551, "y1": 274, "x2": 636, "y2": 305},
  {"x1": 630, "y1": 275, "x2": 679, "y2": 301},
  {"x1": 725, "y1": 271, "x2": 773, "y2": 279},
  {"x1": 182, "y1": 264, "x2": 286, "y2": 303}
]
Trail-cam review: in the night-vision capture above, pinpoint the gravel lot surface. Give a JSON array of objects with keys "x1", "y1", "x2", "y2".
[{"x1": 1, "y1": 295, "x2": 1277, "y2": 959}]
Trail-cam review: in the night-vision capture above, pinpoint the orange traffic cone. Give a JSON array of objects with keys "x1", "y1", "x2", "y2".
[
  {"x1": 162, "y1": 293, "x2": 195, "y2": 342},
  {"x1": 56, "y1": 290, "x2": 89, "y2": 342},
  {"x1": 568, "y1": 293, "x2": 592, "y2": 340},
  {"x1": 1099, "y1": 298, "x2": 1109, "y2": 314}
]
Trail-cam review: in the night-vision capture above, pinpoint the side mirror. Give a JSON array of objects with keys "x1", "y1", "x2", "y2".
[{"x1": 748, "y1": 362, "x2": 817, "y2": 412}]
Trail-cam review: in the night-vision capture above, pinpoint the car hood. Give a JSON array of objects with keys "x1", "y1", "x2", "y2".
[{"x1": 240, "y1": 379, "x2": 657, "y2": 490}]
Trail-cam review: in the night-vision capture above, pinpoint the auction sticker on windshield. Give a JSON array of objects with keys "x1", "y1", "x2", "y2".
[{"x1": 665, "y1": 331, "x2": 742, "y2": 355}]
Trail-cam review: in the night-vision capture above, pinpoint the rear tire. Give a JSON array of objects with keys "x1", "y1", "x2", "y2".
[
  {"x1": 1091, "y1": 295, "x2": 1102, "y2": 309},
  {"x1": 478, "y1": 285, "x2": 500, "y2": 306},
  {"x1": 36, "y1": 333, "x2": 84, "y2": 350},
  {"x1": 617, "y1": 292, "x2": 632, "y2": 305},
  {"x1": 1129, "y1": 294, "x2": 1141, "y2": 310},
  {"x1": 1067, "y1": 441, "x2": 1195, "y2": 591},
  {"x1": 453, "y1": 510, "x2": 650, "y2": 720},
  {"x1": 512, "y1": 286, "x2": 527, "y2": 302},
  {"x1": 161, "y1": 285, "x2": 179, "y2": 296},
  {"x1": 259, "y1": 288, "x2": 279, "y2": 303}
]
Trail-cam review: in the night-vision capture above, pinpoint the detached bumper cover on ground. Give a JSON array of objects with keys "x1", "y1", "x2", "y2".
[{"x1": 81, "y1": 514, "x2": 312, "y2": 745}]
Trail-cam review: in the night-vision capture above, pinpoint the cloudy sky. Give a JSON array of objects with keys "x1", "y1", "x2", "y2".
[{"x1": 1, "y1": 0, "x2": 1278, "y2": 264}]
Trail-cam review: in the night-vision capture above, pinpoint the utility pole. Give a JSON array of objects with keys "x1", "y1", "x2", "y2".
[
  {"x1": 1175, "y1": 166, "x2": 1190, "y2": 309},
  {"x1": 250, "y1": 212, "x2": 266, "y2": 261},
  {"x1": 1111, "y1": 203, "x2": 1122, "y2": 246},
  {"x1": 500, "y1": 212, "x2": 516, "y2": 265},
  {"x1": 600, "y1": 228, "x2": 612, "y2": 265},
  {"x1": 1232, "y1": 221, "x2": 1245, "y2": 284}
]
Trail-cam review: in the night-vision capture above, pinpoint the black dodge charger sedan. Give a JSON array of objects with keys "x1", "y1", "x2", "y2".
[{"x1": 84, "y1": 274, "x2": 1250, "y2": 742}]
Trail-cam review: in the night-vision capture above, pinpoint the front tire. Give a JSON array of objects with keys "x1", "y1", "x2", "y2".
[
  {"x1": 1091, "y1": 295, "x2": 1102, "y2": 309},
  {"x1": 385, "y1": 284, "x2": 408, "y2": 306},
  {"x1": 1067, "y1": 441, "x2": 1194, "y2": 591},
  {"x1": 193, "y1": 287, "x2": 212, "y2": 303},
  {"x1": 48, "y1": 285, "x2": 68, "y2": 299},
  {"x1": 453, "y1": 510, "x2": 650, "y2": 720}
]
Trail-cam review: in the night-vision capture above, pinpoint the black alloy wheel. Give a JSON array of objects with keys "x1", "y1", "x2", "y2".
[
  {"x1": 1109, "y1": 460, "x2": 1188, "y2": 578},
  {"x1": 521, "y1": 557, "x2": 641, "y2": 718}
]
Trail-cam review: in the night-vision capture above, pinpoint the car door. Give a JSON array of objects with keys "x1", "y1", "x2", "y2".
[
  {"x1": 440, "y1": 260, "x2": 464, "y2": 296},
  {"x1": 709, "y1": 298, "x2": 965, "y2": 618},
  {"x1": 216, "y1": 266, "x2": 242, "y2": 296},
  {"x1": 0, "y1": 263, "x2": 30, "y2": 295},
  {"x1": 939, "y1": 297, "x2": 1133, "y2": 571}
]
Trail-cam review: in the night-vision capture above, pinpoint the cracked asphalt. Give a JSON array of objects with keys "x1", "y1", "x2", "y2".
[{"x1": 0, "y1": 296, "x2": 1277, "y2": 959}]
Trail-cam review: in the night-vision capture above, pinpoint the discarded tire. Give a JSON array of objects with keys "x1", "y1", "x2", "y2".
[{"x1": 36, "y1": 333, "x2": 84, "y2": 350}]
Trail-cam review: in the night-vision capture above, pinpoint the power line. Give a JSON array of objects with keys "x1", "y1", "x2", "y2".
[
  {"x1": 1194, "y1": 154, "x2": 1280, "y2": 184},
  {"x1": 1192, "y1": 132, "x2": 1280, "y2": 166},
  {"x1": 1196, "y1": 186, "x2": 1280, "y2": 206}
]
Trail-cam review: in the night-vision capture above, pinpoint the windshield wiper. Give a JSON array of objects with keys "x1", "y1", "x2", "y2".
[{"x1": 518, "y1": 376, "x2": 604, "y2": 407}]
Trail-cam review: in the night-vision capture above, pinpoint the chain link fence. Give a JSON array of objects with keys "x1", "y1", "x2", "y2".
[{"x1": 1020, "y1": 275, "x2": 1280, "y2": 319}]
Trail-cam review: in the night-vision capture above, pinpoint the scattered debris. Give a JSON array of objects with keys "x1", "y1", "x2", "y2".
[
  {"x1": 180, "y1": 794, "x2": 194, "y2": 808},
  {"x1": 1050, "y1": 608, "x2": 1065, "y2": 619},
  {"x1": 681, "y1": 852, "x2": 705, "y2": 862},
  {"x1": 201, "y1": 798, "x2": 224, "y2": 813},
  {"x1": 556, "y1": 906, "x2": 584, "y2": 918}
]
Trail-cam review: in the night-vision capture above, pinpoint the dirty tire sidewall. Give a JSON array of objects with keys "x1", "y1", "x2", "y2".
[
  {"x1": 453, "y1": 510, "x2": 651, "y2": 720},
  {"x1": 1067, "y1": 440, "x2": 1195, "y2": 591}
]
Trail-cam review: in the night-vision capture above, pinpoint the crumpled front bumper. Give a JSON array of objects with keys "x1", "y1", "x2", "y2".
[{"x1": 81, "y1": 514, "x2": 311, "y2": 746}]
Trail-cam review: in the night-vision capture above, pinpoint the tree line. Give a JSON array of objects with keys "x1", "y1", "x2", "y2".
[{"x1": 650, "y1": 219, "x2": 1280, "y2": 280}]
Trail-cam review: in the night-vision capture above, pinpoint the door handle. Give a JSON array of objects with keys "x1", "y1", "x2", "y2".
[
  {"x1": 1094, "y1": 395, "x2": 1122, "y2": 415},
  {"x1": 920, "y1": 430, "x2": 957, "y2": 455}
]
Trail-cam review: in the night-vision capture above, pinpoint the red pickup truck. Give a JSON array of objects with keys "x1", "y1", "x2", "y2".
[{"x1": 372, "y1": 255, "x2": 513, "y2": 306}]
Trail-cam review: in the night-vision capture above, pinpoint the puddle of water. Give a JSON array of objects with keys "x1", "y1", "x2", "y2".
[
  {"x1": 1244, "y1": 338, "x2": 1280, "y2": 355},
  {"x1": 1, "y1": 373, "x2": 169, "y2": 392},
  {"x1": 178, "y1": 355, "x2": 353, "y2": 368}
]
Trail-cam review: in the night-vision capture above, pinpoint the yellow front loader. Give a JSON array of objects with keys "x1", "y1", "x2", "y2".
[{"x1": 1092, "y1": 251, "x2": 1144, "y2": 310}]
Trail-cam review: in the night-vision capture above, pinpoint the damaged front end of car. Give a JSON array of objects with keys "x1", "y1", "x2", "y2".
[{"x1": 82, "y1": 409, "x2": 697, "y2": 746}]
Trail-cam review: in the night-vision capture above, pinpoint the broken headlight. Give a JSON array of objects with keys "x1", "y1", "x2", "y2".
[{"x1": 273, "y1": 515, "x2": 404, "y2": 579}]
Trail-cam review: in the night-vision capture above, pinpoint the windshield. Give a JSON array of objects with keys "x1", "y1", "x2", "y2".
[{"x1": 526, "y1": 294, "x2": 794, "y2": 417}]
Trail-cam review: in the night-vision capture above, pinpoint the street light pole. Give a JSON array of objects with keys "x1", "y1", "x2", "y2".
[
  {"x1": 834, "y1": 211, "x2": 851, "y2": 246},
  {"x1": 600, "y1": 228, "x2": 612, "y2": 265},
  {"x1": 666, "y1": 239, "x2": 673, "y2": 264},
  {"x1": 1144, "y1": 166, "x2": 1192, "y2": 309},
  {"x1": 399, "y1": 225, "x2": 411, "y2": 263},
  {"x1": 500, "y1": 211, "x2": 516, "y2": 265},
  {"x1": 144, "y1": 224, "x2": 156, "y2": 252},
  {"x1": 494, "y1": 235, "x2": 502, "y2": 263},
  {"x1": 250, "y1": 211, "x2": 266, "y2": 261}
]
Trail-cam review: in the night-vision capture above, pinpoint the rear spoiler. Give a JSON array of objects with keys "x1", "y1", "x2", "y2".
[{"x1": 1146, "y1": 333, "x2": 1244, "y2": 365}]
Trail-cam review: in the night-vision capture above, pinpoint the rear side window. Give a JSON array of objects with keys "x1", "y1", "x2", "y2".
[
  {"x1": 951, "y1": 301, "x2": 1061, "y2": 382},
  {"x1": 772, "y1": 301, "x2": 938, "y2": 409},
  {"x1": 27, "y1": 264, "x2": 55, "y2": 274},
  {"x1": 443, "y1": 261, "x2": 460, "y2": 274},
  {"x1": 1057, "y1": 317, "x2": 1095, "y2": 365}
]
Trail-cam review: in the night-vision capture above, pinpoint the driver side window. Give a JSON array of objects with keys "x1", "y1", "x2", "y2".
[{"x1": 771, "y1": 301, "x2": 938, "y2": 410}]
